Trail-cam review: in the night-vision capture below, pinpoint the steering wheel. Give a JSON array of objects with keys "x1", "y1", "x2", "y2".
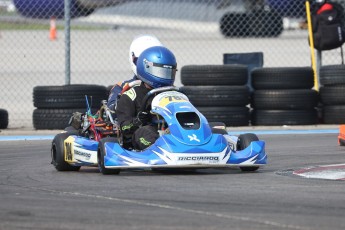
[{"x1": 140, "y1": 86, "x2": 180, "y2": 113}]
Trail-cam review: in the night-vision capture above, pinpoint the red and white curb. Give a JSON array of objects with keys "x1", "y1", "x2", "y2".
[{"x1": 293, "y1": 163, "x2": 345, "y2": 180}]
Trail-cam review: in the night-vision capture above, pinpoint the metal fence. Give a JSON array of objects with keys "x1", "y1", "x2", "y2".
[{"x1": 1, "y1": 0, "x2": 344, "y2": 128}]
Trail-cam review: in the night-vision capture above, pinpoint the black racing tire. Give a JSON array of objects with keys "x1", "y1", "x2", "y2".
[
  {"x1": 320, "y1": 65, "x2": 345, "y2": 86},
  {"x1": 220, "y1": 13, "x2": 251, "y2": 37},
  {"x1": 0, "y1": 108, "x2": 9, "y2": 129},
  {"x1": 209, "y1": 121, "x2": 227, "y2": 134},
  {"x1": 251, "y1": 109, "x2": 318, "y2": 126},
  {"x1": 322, "y1": 105, "x2": 345, "y2": 124},
  {"x1": 209, "y1": 121, "x2": 226, "y2": 129},
  {"x1": 320, "y1": 86, "x2": 345, "y2": 105},
  {"x1": 197, "y1": 106, "x2": 249, "y2": 126},
  {"x1": 212, "y1": 128, "x2": 228, "y2": 135},
  {"x1": 33, "y1": 108, "x2": 86, "y2": 130},
  {"x1": 180, "y1": 86, "x2": 250, "y2": 107},
  {"x1": 251, "y1": 67, "x2": 314, "y2": 90},
  {"x1": 33, "y1": 84, "x2": 108, "y2": 109},
  {"x1": 181, "y1": 65, "x2": 248, "y2": 86},
  {"x1": 51, "y1": 132, "x2": 81, "y2": 171},
  {"x1": 98, "y1": 137, "x2": 121, "y2": 175},
  {"x1": 251, "y1": 89, "x2": 319, "y2": 110},
  {"x1": 237, "y1": 133, "x2": 260, "y2": 172},
  {"x1": 64, "y1": 126, "x2": 80, "y2": 135}
]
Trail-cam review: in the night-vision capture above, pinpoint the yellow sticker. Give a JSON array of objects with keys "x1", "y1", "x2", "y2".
[
  {"x1": 158, "y1": 95, "x2": 187, "y2": 108},
  {"x1": 64, "y1": 136, "x2": 74, "y2": 163},
  {"x1": 123, "y1": 88, "x2": 136, "y2": 101}
]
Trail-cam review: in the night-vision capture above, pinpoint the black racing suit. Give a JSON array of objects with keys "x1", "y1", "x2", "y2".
[{"x1": 116, "y1": 82, "x2": 159, "y2": 150}]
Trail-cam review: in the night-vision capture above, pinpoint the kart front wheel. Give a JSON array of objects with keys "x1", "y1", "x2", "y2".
[
  {"x1": 209, "y1": 122, "x2": 227, "y2": 135},
  {"x1": 98, "y1": 137, "x2": 120, "y2": 175},
  {"x1": 237, "y1": 133, "x2": 260, "y2": 172},
  {"x1": 51, "y1": 133, "x2": 81, "y2": 171}
]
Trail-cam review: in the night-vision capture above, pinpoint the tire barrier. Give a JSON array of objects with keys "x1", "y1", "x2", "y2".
[
  {"x1": 251, "y1": 110, "x2": 319, "y2": 126},
  {"x1": 29, "y1": 64, "x2": 345, "y2": 129},
  {"x1": 32, "y1": 85, "x2": 108, "y2": 129},
  {"x1": 180, "y1": 86, "x2": 250, "y2": 107},
  {"x1": 320, "y1": 65, "x2": 345, "y2": 86},
  {"x1": 322, "y1": 105, "x2": 345, "y2": 124},
  {"x1": 251, "y1": 89, "x2": 318, "y2": 110},
  {"x1": 180, "y1": 65, "x2": 250, "y2": 126},
  {"x1": 33, "y1": 85, "x2": 108, "y2": 108},
  {"x1": 33, "y1": 108, "x2": 86, "y2": 130},
  {"x1": 0, "y1": 108, "x2": 9, "y2": 129},
  {"x1": 251, "y1": 67, "x2": 318, "y2": 126},
  {"x1": 320, "y1": 85, "x2": 345, "y2": 105},
  {"x1": 320, "y1": 66, "x2": 345, "y2": 124},
  {"x1": 180, "y1": 65, "x2": 248, "y2": 86},
  {"x1": 197, "y1": 107, "x2": 250, "y2": 127},
  {"x1": 251, "y1": 67, "x2": 314, "y2": 90}
]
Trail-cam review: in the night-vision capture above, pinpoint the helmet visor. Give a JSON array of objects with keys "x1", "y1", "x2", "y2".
[{"x1": 144, "y1": 59, "x2": 176, "y2": 80}]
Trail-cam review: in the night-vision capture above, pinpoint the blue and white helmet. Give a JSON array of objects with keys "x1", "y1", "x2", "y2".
[{"x1": 136, "y1": 46, "x2": 177, "y2": 88}]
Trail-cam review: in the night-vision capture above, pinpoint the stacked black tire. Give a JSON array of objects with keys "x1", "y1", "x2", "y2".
[
  {"x1": 0, "y1": 108, "x2": 9, "y2": 129},
  {"x1": 319, "y1": 65, "x2": 345, "y2": 124},
  {"x1": 180, "y1": 65, "x2": 250, "y2": 126},
  {"x1": 33, "y1": 84, "x2": 108, "y2": 129},
  {"x1": 251, "y1": 67, "x2": 319, "y2": 125}
]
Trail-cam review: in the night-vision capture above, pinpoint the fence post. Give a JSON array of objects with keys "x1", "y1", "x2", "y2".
[
  {"x1": 305, "y1": 0, "x2": 319, "y2": 91},
  {"x1": 64, "y1": 0, "x2": 71, "y2": 85}
]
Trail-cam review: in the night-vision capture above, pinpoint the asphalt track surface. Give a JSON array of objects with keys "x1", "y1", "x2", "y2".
[{"x1": 1, "y1": 129, "x2": 345, "y2": 230}]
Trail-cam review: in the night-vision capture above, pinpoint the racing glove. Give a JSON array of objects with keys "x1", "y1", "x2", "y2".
[{"x1": 133, "y1": 111, "x2": 151, "y2": 126}]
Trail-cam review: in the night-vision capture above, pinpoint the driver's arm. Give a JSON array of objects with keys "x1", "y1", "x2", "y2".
[{"x1": 116, "y1": 93, "x2": 140, "y2": 137}]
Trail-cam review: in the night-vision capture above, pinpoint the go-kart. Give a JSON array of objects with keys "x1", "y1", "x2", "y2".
[{"x1": 51, "y1": 86, "x2": 267, "y2": 174}]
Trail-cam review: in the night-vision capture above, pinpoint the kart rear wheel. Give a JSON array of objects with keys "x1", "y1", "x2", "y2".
[
  {"x1": 51, "y1": 133, "x2": 81, "y2": 171},
  {"x1": 98, "y1": 137, "x2": 120, "y2": 175},
  {"x1": 64, "y1": 126, "x2": 80, "y2": 135},
  {"x1": 237, "y1": 133, "x2": 260, "y2": 172}
]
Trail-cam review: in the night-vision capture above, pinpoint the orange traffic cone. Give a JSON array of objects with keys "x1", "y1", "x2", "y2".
[{"x1": 49, "y1": 17, "x2": 57, "y2": 41}]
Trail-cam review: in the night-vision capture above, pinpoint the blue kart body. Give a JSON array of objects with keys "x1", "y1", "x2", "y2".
[
  {"x1": 63, "y1": 90, "x2": 267, "y2": 171},
  {"x1": 102, "y1": 133, "x2": 266, "y2": 169}
]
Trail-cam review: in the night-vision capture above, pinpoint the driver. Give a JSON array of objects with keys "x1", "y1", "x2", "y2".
[
  {"x1": 116, "y1": 46, "x2": 177, "y2": 150},
  {"x1": 107, "y1": 34, "x2": 164, "y2": 112}
]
